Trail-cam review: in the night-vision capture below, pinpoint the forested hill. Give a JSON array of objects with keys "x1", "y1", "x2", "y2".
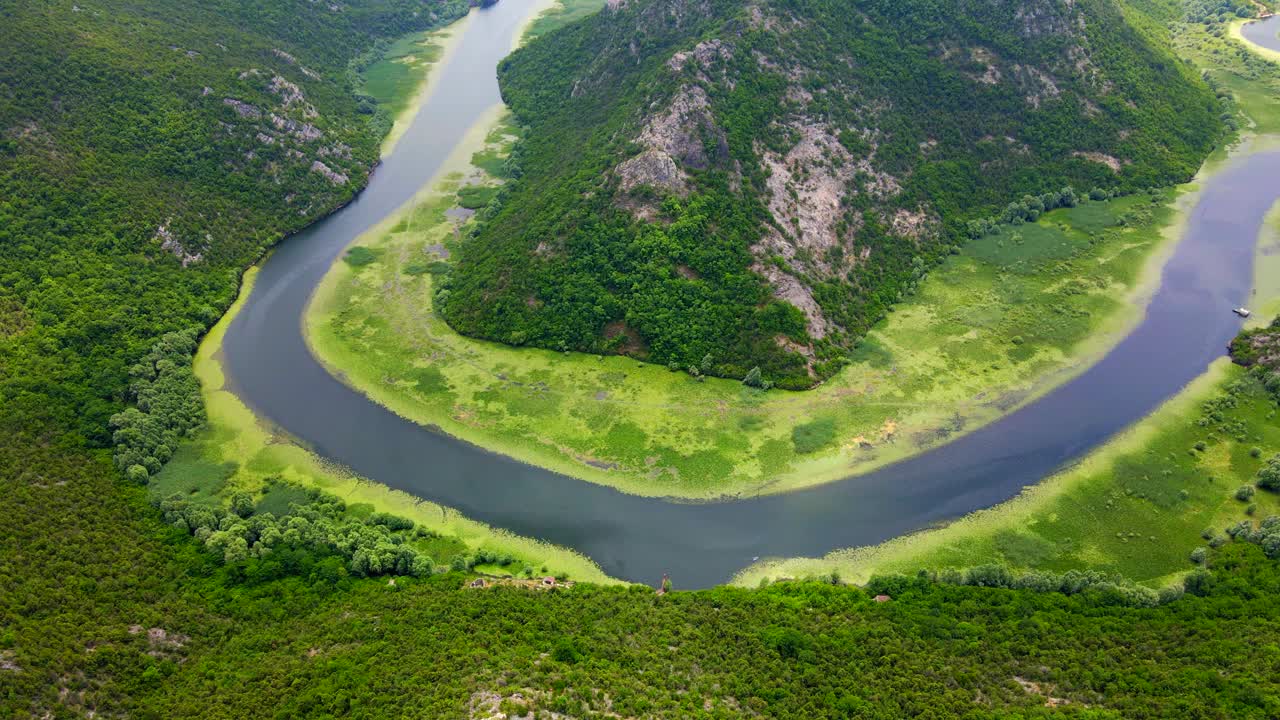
[
  {"x1": 442, "y1": 0, "x2": 1223, "y2": 388},
  {"x1": 0, "y1": 0, "x2": 468, "y2": 443}
]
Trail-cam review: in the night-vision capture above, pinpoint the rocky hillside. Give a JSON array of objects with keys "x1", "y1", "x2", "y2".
[
  {"x1": 442, "y1": 0, "x2": 1222, "y2": 388},
  {"x1": 1232, "y1": 316, "x2": 1280, "y2": 401},
  {"x1": 0, "y1": 0, "x2": 467, "y2": 440}
]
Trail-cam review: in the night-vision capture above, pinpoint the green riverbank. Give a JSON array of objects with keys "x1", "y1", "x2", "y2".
[
  {"x1": 733, "y1": 17, "x2": 1280, "y2": 585},
  {"x1": 305, "y1": 104, "x2": 1228, "y2": 501},
  {"x1": 168, "y1": 262, "x2": 614, "y2": 583}
]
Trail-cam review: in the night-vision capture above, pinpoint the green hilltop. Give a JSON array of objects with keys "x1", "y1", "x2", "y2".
[{"x1": 442, "y1": 0, "x2": 1223, "y2": 387}]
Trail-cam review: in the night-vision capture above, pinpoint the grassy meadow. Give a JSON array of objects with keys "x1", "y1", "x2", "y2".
[
  {"x1": 362, "y1": 15, "x2": 471, "y2": 155},
  {"x1": 307, "y1": 117, "x2": 1208, "y2": 499},
  {"x1": 736, "y1": 359, "x2": 1280, "y2": 586},
  {"x1": 523, "y1": 0, "x2": 607, "y2": 40}
]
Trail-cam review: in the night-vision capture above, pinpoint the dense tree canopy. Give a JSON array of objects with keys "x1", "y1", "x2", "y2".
[{"x1": 442, "y1": 0, "x2": 1224, "y2": 387}]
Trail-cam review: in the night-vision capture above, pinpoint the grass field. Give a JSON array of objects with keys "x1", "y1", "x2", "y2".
[
  {"x1": 307, "y1": 112, "x2": 1215, "y2": 499},
  {"x1": 362, "y1": 15, "x2": 471, "y2": 156},
  {"x1": 523, "y1": 0, "x2": 606, "y2": 40}
]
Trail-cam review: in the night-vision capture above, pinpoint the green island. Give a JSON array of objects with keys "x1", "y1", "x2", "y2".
[{"x1": 9, "y1": 0, "x2": 1280, "y2": 717}]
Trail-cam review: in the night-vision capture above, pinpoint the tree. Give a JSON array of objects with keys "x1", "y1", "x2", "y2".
[
  {"x1": 1257, "y1": 455, "x2": 1280, "y2": 491},
  {"x1": 743, "y1": 367, "x2": 764, "y2": 388},
  {"x1": 231, "y1": 492, "x2": 255, "y2": 518}
]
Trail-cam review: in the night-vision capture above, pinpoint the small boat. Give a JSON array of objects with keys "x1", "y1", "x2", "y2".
[{"x1": 1234, "y1": 307, "x2": 1252, "y2": 318}]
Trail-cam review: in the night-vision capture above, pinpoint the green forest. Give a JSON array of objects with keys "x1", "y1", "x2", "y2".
[
  {"x1": 441, "y1": 0, "x2": 1224, "y2": 387},
  {"x1": 5, "y1": 0, "x2": 1280, "y2": 716}
]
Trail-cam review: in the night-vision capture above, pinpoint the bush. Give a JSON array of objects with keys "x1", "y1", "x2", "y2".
[
  {"x1": 1235, "y1": 485, "x2": 1256, "y2": 501},
  {"x1": 792, "y1": 418, "x2": 837, "y2": 454},
  {"x1": 1257, "y1": 455, "x2": 1280, "y2": 491},
  {"x1": 1190, "y1": 547, "x2": 1208, "y2": 564},
  {"x1": 343, "y1": 246, "x2": 378, "y2": 267}
]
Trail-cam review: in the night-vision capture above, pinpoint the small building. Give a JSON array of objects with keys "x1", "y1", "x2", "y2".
[
  {"x1": 541, "y1": 576, "x2": 557, "y2": 588},
  {"x1": 468, "y1": 578, "x2": 489, "y2": 589},
  {"x1": 874, "y1": 594, "x2": 891, "y2": 603}
]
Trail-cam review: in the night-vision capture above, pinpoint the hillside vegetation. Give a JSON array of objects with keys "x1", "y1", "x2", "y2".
[
  {"x1": 8, "y1": 0, "x2": 1280, "y2": 717},
  {"x1": 0, "y1": 0, "x2": 469, "y2": 445},
  {"x1": 442, "y1": 0, "x2": 1223, "y2": 387}
]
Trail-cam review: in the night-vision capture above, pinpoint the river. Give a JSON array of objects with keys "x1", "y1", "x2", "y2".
[
  {"x1": 224, "y1": 0, "x2": 1273, "y2": 587},
  {"x1": 1242, "y1": 14, "x2": 1280, "y2": 52}
]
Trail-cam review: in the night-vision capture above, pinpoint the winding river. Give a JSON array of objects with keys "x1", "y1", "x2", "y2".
[{"x1": 224, "y1": 0, "x2": 1275, "y2": 587}]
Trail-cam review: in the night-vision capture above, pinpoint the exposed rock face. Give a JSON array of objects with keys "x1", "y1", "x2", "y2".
[
  {"x1": 223, "y1": 98, "x2": 260, "y2": 119},
  {"x1": 1072, "y1": 151, "x2": 1123, "y2": 172},
  {"x1": 154, "y1": 222, "x2": 203, "y2": 266},
  {"x1": 310, "y1": 160, "x2": 349, "y2": 185},
  {"x1": 613, "y1": 84, "x2": 727, "y2": 213},
  {"x1": 636, "y1": 84, "x2": 721, "y2": 170},
  {"x1": 617, "y1": 149, "x2": 687, "y2": 193}
]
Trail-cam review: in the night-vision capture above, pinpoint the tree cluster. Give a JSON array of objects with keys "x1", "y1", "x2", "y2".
[{"x1": 109, "y1": 330, "x2": 205, "y2": 481}]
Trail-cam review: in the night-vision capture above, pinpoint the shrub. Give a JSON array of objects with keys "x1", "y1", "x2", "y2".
[
  {"x1": 1190, "y1": 547, "x2": 1208, "y2": 564},
  {"x1": 343, "y1": 246, "x2": 378, "y2": 267},
  {"x1": 1257, "y1": 455, "x2": 1280, "y2": 491},
  {"x1": 1235, "y1": 485, "x2": 1256, "y2": 501},
  {"x1": 792, "y1": 418, "x2": 837, "y2": 454}
]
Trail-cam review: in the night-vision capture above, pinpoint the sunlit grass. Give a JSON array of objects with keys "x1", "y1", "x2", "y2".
[
  {"x1": 524, "y1": 0, "x2": 606, "y2": 40},
  {"x1": 361, "y1": 31, "x2": 446, "y2": 121},
  {"x1": 735, "y1": 359, "x2": 1280, "y2": 586},
  {"x1": 307, "y1": 104, "x2": 1200, "y2": 499}
]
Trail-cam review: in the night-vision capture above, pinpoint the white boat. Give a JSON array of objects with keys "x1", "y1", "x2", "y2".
[{"x1": 1234, "y1": 307, "x2": 1251, "y2": 318}]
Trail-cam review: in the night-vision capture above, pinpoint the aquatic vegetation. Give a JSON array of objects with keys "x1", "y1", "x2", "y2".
[{"x1": 308, "y1": 115, "x2": 1200, "y2": 498}]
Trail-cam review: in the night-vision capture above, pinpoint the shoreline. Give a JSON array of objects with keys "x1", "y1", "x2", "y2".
[
  {"x1": 377, "y1": 15, "x2": 474, "y2": 157},
  {"x1": 298, "y1": 130, "x2": 1254, "y2": 502},
  {"x1": 1232, "y1": 16, "x2": 1280, "y2": 63},
  {"x1": 187, "y1": 4, "x2": 616, "y2": 584},
  {"x1": 734, "y1": 196, "x2": 1280, "y2": 585}
]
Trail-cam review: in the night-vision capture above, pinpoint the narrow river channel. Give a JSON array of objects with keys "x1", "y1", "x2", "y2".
[{"x1": 224, "y1": 0, "x2": 1275, "y2": 587}]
